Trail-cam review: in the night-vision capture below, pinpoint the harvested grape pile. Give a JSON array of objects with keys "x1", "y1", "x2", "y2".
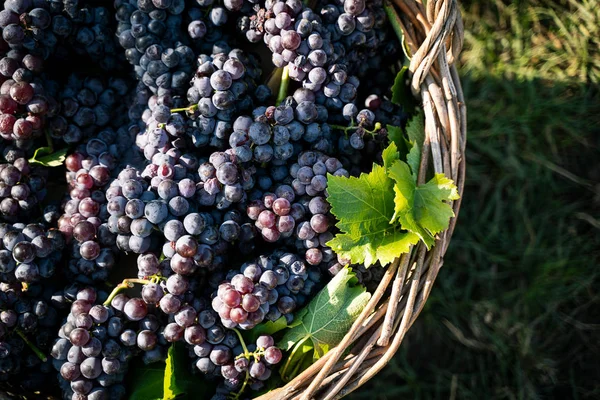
[{"x1": 0, "y1": 0, "x2": 460, "y2": 399}]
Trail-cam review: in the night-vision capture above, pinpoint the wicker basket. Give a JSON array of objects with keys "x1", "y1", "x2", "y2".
[{"x1": 257, "y1": 1, "x2": 467, "y2": 399}]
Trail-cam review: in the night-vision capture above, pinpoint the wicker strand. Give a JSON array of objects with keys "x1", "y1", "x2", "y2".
[
  {"x1": 254, "y1": 1, "x2": 466, "y2": 398},
  {"x1": 376, "y1": 252, "x2": 412, "y2": 346}
]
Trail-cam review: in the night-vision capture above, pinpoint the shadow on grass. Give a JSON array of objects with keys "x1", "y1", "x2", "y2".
[{"x1": 350, "y1": 74, "x2": 600, "y2": 399}]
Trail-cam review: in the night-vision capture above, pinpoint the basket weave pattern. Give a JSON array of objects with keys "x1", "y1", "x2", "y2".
[{"x1": 257, "y1": 0, "x2": 467, "y2": 399}]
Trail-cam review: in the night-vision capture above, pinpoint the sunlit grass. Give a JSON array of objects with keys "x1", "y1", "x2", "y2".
[{"x1": 350, "y1": 1, "x2": 600, "y2": 398}]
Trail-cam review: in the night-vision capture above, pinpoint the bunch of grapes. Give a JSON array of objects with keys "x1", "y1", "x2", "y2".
[
  {"x1": 290, "y1": 150, "x2": 347, "y2": 196},
  {"x1": 238, "y1": 0, "x2": 367, "y2": 119},
  {"x1": 114, "y1": 0, "x2": 194, "y2": 94},
  {"x1": 317, "y1": 0, "x2": 397, "y2": 78},
  {"x1": 0, "y1": 283, "x2": 63, "y2": 394},
  {"x1": 52, "y1": 2, "x2": 123, "y2": 71},
  {"x1": 0, "y1": 158, "x2": 49, "y2": 220},
  {"x1": 195, "y1": 334, "x2": 283, "y2": 396},
  {"x1": 248, "y1": 189, "x2": 300, "y2": 243},
  {"x1": 0, "y1": 53, "x2": 57, "y2": 152},
  {"x1": 240, "y1": 0, "x2": 324, "y2": 79},
  {"x1": 211, "y1": 251, "x2": 321, "y2": 328},
  {"x1": 51, "y1": 286, "x2": 137, "y2": 399},
  {"x1": 59, "y1": 134, "x2": 127, "y2": 283},
  {"x1": 0, "y1": 2, "x2": 57, "y2": 59},
  {"x1": 185, "y1": 48, "x2": 271, "y2": 150},
  {"x1": 196, "y1": 150, "x2": 256, "y2": 208},
  {"x1": 48, "y1": 74, "x2": 131, "y2": 145},
  {"x1": 230, "y1": 93, "x2": 336, "y2": 164},
  {"x1": 0, "y1": 222, "x2": 65, "y2": 283}
]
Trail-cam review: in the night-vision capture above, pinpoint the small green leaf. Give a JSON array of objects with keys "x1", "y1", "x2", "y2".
[
  {"x1": 391, "y1": 66, "x2": 417, "y2": 114},
  {"x1": 279, "y1": 268, "x2": 371, "y2": 381},
  {"x1": 29, "y1": 146, "x2": 52, "y2": 161},
  {"x1": 381, "y1": 141, "x2": 399, "y2": 169},
  {"x1": 391, "y1": 66, "x2": 409, "y2": 106},
  {"x1": 243, "y1": 316, "x2": 288, "y2": 344},
  {"x1": 29, "y1": 148, "x2": 67, "y2": 167},
  {"x1": 406, "y1": 143, "x2": 421, "y2": 181},
  {"x1": 389, "y1": 160, "x2": 460, "y2": 249},
  {"x1": 387, "y1": 125, "x2": 410, "y2": 159},
  {"x1": 406, "y1": 111, "x2": 425, "y2": 146},
  {"x1": 405, "y1": 112, "x2": 425, "y2": 177},
  {"x1": 326, "y1": 156, "x2": 420, "y2": 267},
  {"x1": 128, "y1": 359, "x2": 164, "y2": 400},
  {"x1": 388, "y1": 161, "x2": 435, "y2": 247},
  {"x1": 164, "y1": 343, "x2": 195, "y2": 400}
]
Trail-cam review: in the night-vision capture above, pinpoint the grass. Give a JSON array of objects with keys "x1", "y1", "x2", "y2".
[{"x1": 350, "y1": 1, "x2": 600, "y2": 399}]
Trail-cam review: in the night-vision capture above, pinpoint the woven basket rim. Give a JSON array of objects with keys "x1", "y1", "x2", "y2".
[{"x1": 256, "y1": 1, "x2": 467, "y2": 399}]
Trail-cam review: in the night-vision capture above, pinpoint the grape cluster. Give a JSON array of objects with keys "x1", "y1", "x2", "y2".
[
  {"x1": 248, "y1": 192, "x2": 298, "y2": 243},
  {"x1": 229, "y1": 93, "x2": 336, "y2": 164},
  {"x1": 212, "y1": 251, "x2": 321, "y2": 329},
  {"x1": 51, "y1": 286, "x2": 143, "y2": 399},
  {"x1": 0, "y1": 287, "x2": 60, "y2": 393},
  {"x1": 0, "y1": 2, "x2": 56, "y2": 59},
  {"x1": 59, "y1": 133, "x2": 127, "y2": 283},
  {"x1": 0, "y1": 222, "x2": 65, "y2": 283},
  {"x1": 244, "y1": 150, "x2": 345, "y2": 267},
  {"x1": 48, "y1": 74, "x2": 131, "y2": 145},
  {"x1": 317, "y1": 0, "x2": 397, "y2": 77},
  {"x1": 49, "y1": 2, "x2": 123, "y2": 71},
  {"x1": 291, "y1": 150, "x2": 347, "y2": 196},
  {"x1": 0, "y1": 53, "x2": 56, "y2": 152},
  {"x1": 239, "y1": 0, "x2": 366, "y2": 119},
  {"x1": 0, "y1": 158, "x2": 48, "y2": 220},
  {"x1": 337, "y1": 100, "x2": 403, "y2": 161},
  {"x1": 115, "y1": 0, "x2": 194, "y2": 94},
  {"x1": 196, "y1": 150, "x2": 256, "y2": 208},
  {"x1": 195, "y1": 334, "x2": 283, "y2": 396},
  {"x1": 186, "y1": 49, "x2": 271, "y2": 150}
]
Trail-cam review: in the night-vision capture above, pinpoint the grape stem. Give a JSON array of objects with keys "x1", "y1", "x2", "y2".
[
  {"x1": 230, "y1": 370, "x2": 250, "y2": 400},
  {"x1": 103, "y1": 278, "x2": 153, "y2": 306},
  {"x1": 330, "y1": 122, "x2": 383, "y2": 136},
  {"x1": 16, "y1": 329, "x2": 47, "y2": 362},
  {"x1": 230, "y1": 329, "x2": 251, "y2": 400},
  {"x1": 276, "y1": 66, "x2": 290, "y2": 106},
  {"x1": 170, "y1": 104, "x2": 199, "y2": 113},
  {"x1": 232, "y1": 328, "x2": 250, "y2": 359}
]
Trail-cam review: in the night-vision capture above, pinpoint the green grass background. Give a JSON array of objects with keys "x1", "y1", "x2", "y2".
[{"x1": 351, "y1": 1, "x2": 600, "y2": 399}]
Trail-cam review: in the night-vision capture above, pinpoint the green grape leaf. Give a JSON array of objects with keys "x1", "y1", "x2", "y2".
[
  {"x1": 381, "y1": 141, "x2": 400, "y2": 169},
  {"x1": 279, "y1": 267, "x2": 371, "y2": 381},
  {"x1": 405, "y1": 112, "x2": 425, "y2": 177},
  {"x1": 387, "y1": 125, "x2": 410, "y2": 160},
  {"x1": 326, "y1": 152, "x2": 420, "y2": 267},
  {"x1": 164, "y1": 343, "x2": 195, "y2": 399},
  {"x1": 128, "y1": 359, "x2": 164, "y2": 400},
  {"x1": 391, "y1": 66, "x2": 417, "y2": 114},
  {"x1": 391, "y1": 66, "x2": 409, "y2": 107},
  {"x1": 389, "y1": 160, "x2": 460, "y2": 248},
  {"x1": 29, "y1": 148, "x2": 67, "y2": 167}
]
